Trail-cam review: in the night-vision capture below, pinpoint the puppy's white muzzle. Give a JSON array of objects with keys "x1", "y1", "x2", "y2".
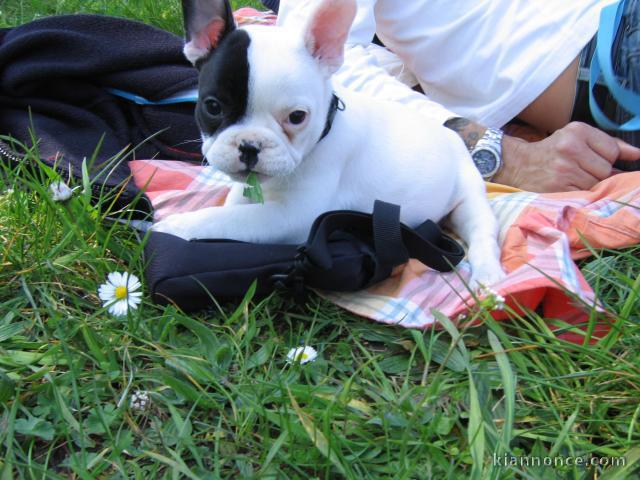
[{"x1": 202, "y1": 125, "x2": 300, "y2": 177}]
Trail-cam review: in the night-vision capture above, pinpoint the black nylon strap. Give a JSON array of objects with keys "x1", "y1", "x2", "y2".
[
  {"x1": 302, "y1": 201, "x2": 464, "y2": 275},
  {"x1": 412, "y1": 218, "x2": 465, "y2": 270},
  {"x1": 372, "y1": 200, "x2": 409, "y2": 274}
]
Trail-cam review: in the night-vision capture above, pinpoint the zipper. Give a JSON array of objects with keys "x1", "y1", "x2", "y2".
[
  {"x1": 0, "y1": 139, "x2": 22, "y2": 163},
  {"x1": 0, "y1": 137, "x2": 152, "y2": 216},
  {"x1": 1, "y1": 138, "x2": 102, "y2": 192}
]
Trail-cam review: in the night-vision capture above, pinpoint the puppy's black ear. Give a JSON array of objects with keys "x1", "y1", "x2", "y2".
[{"x1": 182, "y1": 0, "x2": 236, "y2": 66}]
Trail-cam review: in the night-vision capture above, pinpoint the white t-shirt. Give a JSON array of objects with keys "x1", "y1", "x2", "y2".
[{"x1": 277, "y1": 0, "x2": 616, "y2": 127}]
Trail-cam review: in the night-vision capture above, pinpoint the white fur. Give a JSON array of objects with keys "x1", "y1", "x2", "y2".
[
  {"x1": 154, "y1": 2, "x2": 505, "y2": 289},
  {"x1": 183, "y1": 43, "x2": 210, "y2": 66}
]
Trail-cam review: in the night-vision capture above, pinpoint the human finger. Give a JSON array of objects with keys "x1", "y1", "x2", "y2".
[
  {"x1": 551, "y1": 124, "x2": 613, "y2": 179},
  {"x1": 568, "y1": 169, "x2": 600, "y2": 191},
  {"x1": 615, "y1": 138, "x2": 640, "y2": 161},
  {"x1": 576, "y1": 148, "x2": 614, "y2": 179},
  {"x1": 581, "y1": 124, "x2": 621, "y2": 164}
]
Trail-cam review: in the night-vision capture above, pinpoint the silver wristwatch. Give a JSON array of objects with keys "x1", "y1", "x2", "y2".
[{"x1": 471, "y1": 127, "x2": 504, "y2": 181}]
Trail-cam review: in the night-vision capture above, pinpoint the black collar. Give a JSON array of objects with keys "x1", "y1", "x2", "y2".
[{"x1": 318, "y1": 93, "x2": 344, "y2": 143}]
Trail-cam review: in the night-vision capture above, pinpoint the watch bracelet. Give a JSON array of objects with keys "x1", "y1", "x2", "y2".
[{"x1": 472, "y1": 127, "x2": 504, "y2": 180}]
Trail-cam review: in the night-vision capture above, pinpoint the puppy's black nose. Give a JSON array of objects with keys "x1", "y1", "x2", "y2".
[{"x1": 238, "y1": 142, "x2": 260, "y2": 170}]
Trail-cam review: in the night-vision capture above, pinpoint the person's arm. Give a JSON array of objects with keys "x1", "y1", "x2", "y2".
[
  {"x1": 442, "y1": 117, "x2": 486, "y2": 151},
  {"x1": 444, "y1": 117, "x2": 640, "y2": 192},
  {"x1": 341, "y1": 46, "x2": 640, "y2": 191}
]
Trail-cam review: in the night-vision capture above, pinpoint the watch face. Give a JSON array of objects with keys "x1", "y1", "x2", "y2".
[{"x1": 472, "y1": 149, "x2": 498, "y2": 177}]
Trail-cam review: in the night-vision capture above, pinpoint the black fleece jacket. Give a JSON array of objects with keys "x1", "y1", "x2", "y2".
[{"x1": 0, "y1": 14, "x2": 202, "y2": 210}]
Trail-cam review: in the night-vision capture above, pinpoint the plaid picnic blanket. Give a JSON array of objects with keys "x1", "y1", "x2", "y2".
[
  {"x1": 233, "y1": 7, "x2": 277, "y2": 25},
  {"x1": 130, "y1": 158, "x2": 640, "y2": 344}
]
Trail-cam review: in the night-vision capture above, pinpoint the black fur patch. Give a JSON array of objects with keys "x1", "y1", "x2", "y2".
[{"x1": 195, "y1": 29, "x2": 251, "y2": 136}]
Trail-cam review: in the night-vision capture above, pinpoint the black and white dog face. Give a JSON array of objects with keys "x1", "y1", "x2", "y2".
[{"x1": 182, "y1": 0, "x2": 354, "y2": 180}]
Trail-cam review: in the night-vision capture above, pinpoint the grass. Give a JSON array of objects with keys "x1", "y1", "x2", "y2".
[{"x1": 1, "y1": 1, "x2": 640, "y2": 478}]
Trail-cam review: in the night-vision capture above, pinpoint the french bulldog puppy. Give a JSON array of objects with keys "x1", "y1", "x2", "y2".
[{"x1": 154, "y1": 0, "x2": 505, "y2": 288}]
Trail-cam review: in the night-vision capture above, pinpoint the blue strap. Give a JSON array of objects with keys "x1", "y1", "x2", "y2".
[
  {"x1": 589, "y1": 0, "x2": 640, "y2": 131},
  {"x1": 107, "y1": 87, "x2": 198, "y2": 105}
]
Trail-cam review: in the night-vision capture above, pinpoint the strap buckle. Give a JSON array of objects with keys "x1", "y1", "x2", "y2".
[{"x1": 269, "y1": 246, "x2": 312, "y2": 298}]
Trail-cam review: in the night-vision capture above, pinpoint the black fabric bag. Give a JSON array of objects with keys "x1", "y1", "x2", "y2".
[
  {"x1": 145, "y1": 201, "x2": 465, "y2": 311},
  {"x1": 0, "y1": 14, "x2": 201, "y2": 213}
]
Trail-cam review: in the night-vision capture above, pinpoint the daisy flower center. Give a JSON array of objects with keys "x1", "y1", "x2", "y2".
[
  {"x1": 114, "y1": 286, "x2": 128, "y2": 300},
  {"x1": 298, "y1": 353, "x2": 308, "y2": 360}
]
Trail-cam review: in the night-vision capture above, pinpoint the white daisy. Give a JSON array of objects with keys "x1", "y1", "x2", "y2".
[
  {"x1": 286, "y1": 346, "x2": 318, "y2": 364},
  {"x1": 129, "y1": 390, "x2": 150, "y2": 411},
  {"x1": 478, "y1": 286, "x2": 506, "y2": 311},
  {"x1": 49, "y1": 180, "x2": 76, "y2": 202},
  {"x1": 493, "y1": 294, "x2": 506, "y2": 311},
  {"x1": 98, "y1": 272, "x2": 142, "y2": 316}
]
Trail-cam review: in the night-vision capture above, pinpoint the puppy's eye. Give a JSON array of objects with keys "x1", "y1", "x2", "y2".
[
  {"x1": 204, "y1": 97, "x2": 223, "y2": 117},
  {"x1": 288, "y1": 110, "x2": 307, "y2": 125}
]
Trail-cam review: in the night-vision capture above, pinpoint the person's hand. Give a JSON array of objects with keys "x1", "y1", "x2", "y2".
[{"x1": 494, "y1": 122, "x2": 640, "y2": 192}]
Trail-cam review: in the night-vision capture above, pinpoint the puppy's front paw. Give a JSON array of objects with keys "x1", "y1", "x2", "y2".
[
  {"x1": 468, "y1": 261, "x2": 506, "y2": 292},
  {"x1": 151, "y1": 214, "x2": 198, "y2": 240}
]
